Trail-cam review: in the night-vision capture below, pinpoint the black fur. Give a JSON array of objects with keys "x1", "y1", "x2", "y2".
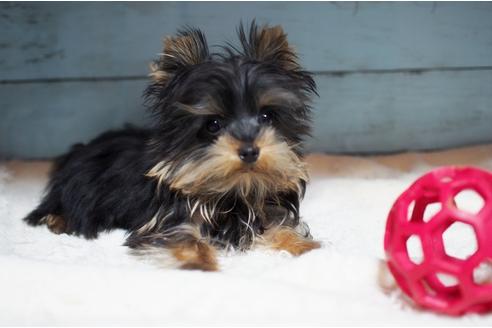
[{"x1": 24, "y1": 22, "x2": 317, "y2": 255}]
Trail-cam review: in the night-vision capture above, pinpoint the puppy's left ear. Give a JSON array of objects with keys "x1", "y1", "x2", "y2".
[
  {"x1": 239, "y1": 22, "x2": 300, "y2": 71},
  {"x1": 150, "y1": 27, "x2": 209, "y2": 84}
]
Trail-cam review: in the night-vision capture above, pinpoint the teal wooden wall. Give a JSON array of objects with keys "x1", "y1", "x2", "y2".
[{"x1": 1, "y1": 2, "x2": 492, "y2": 159}]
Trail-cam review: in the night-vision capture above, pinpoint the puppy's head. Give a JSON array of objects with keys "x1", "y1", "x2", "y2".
[{"x1": 146, "y1": 22, "x2": 317, "y2": 202}]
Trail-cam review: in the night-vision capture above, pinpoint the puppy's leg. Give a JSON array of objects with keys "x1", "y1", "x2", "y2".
[
  {"x1": 260, "y1": 226, "x2": 321, "y2": 256},
  {"x1": 44, "y1": 214, "x2": 67, "y2": 234},
  {"x1": 24, "y1": 187, "x2": 67, "y2": 234},
  {"x1": 170, "y1": 239, "x2": 218, "y2": 271},
  {"x1": 24, "y1": 205, "x2": 67, "y2": 234},
  {"x1": 126, "y1": 224, "x2": 219, "y2": 271}
]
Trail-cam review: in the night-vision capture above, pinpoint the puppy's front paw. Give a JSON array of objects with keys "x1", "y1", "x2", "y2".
[
  {"x1": 263, "y1": 228, "x2": 321, "y2": 256},
  {"x1": 179, "y1": 261, "x2": 219, "y2": 272},
  {"x1": 284, "y1": 238, "x2": 321, "y2": 256},
  {"x1": 172, "y1": 241, "x2": 219, "y2": 272}
]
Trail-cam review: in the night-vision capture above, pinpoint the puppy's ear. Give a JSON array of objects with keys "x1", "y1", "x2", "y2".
[
  {"x1": 238, "y1": 21, "x2": 300, "y2": 71},
  {"x1": 150, "y1": 27, "x2": 209, "y2": 83}
]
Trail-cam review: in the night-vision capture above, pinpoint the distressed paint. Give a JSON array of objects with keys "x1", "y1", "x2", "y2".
[
  {"x1": 1, "y1": 2, "x2": 492, "y2": 81},
  {"x1": 309, "y1": 70, "x2": 492, "y2": 154},
  {"x1": 0, "y1": 79, "x2": 148, "y2": 159},
  {"x1": 1, "y1": 70, "x2": 491, "y2": 159}
]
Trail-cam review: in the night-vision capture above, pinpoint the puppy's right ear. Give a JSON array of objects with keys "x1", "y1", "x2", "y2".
[
  {"x1": 150, "y1": 27, "x2": 209, "y2": 84},
  {"x1": 238, "y1": 21, "x2": 300, "y2": 72}
]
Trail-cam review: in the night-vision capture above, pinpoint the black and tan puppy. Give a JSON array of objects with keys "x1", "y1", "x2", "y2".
[{"x1": 24, "y1": 22, "x2": 320, "y2": 271}]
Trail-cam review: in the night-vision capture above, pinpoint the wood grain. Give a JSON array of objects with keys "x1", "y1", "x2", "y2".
[
  {"x1": 1, "y1": 2, "x2": 491, "y2": 81},
  {"x1": 1, "y1": 70, "x2": 491, "y2": 158}
]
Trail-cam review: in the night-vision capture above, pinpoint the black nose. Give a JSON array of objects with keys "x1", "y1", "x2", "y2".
[{"x1": 238, "y1": 145, "x2": 260, "y2": 164}]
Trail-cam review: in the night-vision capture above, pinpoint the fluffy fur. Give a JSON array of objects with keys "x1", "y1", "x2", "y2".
[{"x1": 24, "y1": 22, "x2": 320, "y2": 271}]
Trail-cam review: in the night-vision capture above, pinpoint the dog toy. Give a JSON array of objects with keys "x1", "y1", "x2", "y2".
[{"x1": 384, "y1": 166, "x2": 492, "y2": 315}]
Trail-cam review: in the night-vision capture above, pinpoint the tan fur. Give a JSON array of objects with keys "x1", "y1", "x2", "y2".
[
  {"x1": 44, "y1": 214, "x2": 66, "y2": 234},
  {"x1": 129, "y1": 224, "x2": 218, "y2": 271},
  {"x1": 175, "y1": 98, "x2": 222, "y2": 116},
  {"x1": 170, "y1": 240, "x2": 218, "y2": 271},
  {"x1": 147, "y1": 128, "x2": 308, "y2": 207},
  {"x1": 254, "y1": 25, "x2": 299, "y2": 71},
  {"x1": 258, "y1": 88, "x2": 303, "y2": 109},
  {"x1": 150, "y1": 34, "x2": 205, "y2": 83},
  {"x1": 163, "y1": 35, "x2": 203, "y2": 66},
  {"x1": 135, "y1": 211, "x2": 161, "y2": 235},
  {"x1": 149, "y1": 62, "x2": 169, "y2": 82},
  {"x1": 259, "y1": 227, "x2": 320, "y2": 256}
]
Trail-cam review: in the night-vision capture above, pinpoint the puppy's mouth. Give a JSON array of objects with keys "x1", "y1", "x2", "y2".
[{"x1": 238, "y1": 163, "x2": 256, "y2": 172}]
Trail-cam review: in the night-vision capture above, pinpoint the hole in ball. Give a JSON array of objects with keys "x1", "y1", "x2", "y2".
[
  {"x1": 454, "y1": 189, "x2": 485, "y2": 215},
  {"x1": 436, "y1": 272, "x2": 459, "y2": 287},
  {"x1": 406, "y1": 235, "x2": 424, "y2": 265},
  {"x1": 442, "y1": 221, "x2": 478, "y2": 260},
  {"x1": 407, "y1": 200, "x2": 415, "y2": 221},
  {"x1": 473, "y1": 259, "x2": 492, "y2": 285},
  {"x1": 422, "y1": 202, "x2": 442, "y2": 222}
]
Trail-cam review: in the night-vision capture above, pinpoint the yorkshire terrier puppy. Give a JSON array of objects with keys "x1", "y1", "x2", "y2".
[{"x1": 24, "y1": 22, "x2": 320, "y2": 271}]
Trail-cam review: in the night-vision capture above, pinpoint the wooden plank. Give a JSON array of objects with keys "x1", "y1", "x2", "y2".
[
  {"x1": 308, "y1": 70, "x2": 492, "y2": 154},
  {"x1": 1, "y1": 69, "x2": 491, "y2": 159},
  {"x1": 1, "y1": 2, "x2": 492, "y2": 81},
  {"x1": 0, "y1": 80, "x2": 148, "y2": 159}
]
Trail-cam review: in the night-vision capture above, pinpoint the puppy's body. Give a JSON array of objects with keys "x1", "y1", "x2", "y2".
[
  {"x1": 24, "y1": 23, "x2": 320, "y2": 271},
  {"x1": 25, "y1": 128, "x2": 158, "y2": 238}
]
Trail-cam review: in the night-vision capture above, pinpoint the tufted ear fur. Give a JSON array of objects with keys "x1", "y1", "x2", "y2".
[
  {"x1": 150, "y1": 27, "x2": 209, "y2": 84},
  {"x1": 238, "y1": 21, "x2": 300, "y2": 71}
]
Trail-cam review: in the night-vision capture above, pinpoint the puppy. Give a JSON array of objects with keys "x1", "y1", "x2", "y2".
[{"x1": 24, "y1": 22, "x2": 320, "y2": 271}]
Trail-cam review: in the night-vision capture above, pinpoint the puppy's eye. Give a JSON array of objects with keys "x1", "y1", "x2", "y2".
[
  {"x1": 206, "y1": 118, "x2": 222, "y2": 134},
  {"x1": 258, "y1": 112, "x2": 272, "y2": 125}
]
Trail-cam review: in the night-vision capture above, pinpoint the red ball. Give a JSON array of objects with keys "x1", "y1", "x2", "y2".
[{"x1": 384, "y1": 166, "x2": 492, "y2": 315}]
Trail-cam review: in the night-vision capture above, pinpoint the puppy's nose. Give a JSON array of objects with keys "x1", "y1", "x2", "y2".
[{"x1": 238, "y1": 145, "x2": 260, "y2": 164}]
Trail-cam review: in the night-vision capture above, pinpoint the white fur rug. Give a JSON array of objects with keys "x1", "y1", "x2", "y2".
[{"x1": 1, "y1": 145, "x2": 492, "y2": 325}]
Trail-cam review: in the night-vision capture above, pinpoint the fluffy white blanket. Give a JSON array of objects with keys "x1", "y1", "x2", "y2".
[{"x1": 1, "y1": 145, "x2": 492, "y2": 325}]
